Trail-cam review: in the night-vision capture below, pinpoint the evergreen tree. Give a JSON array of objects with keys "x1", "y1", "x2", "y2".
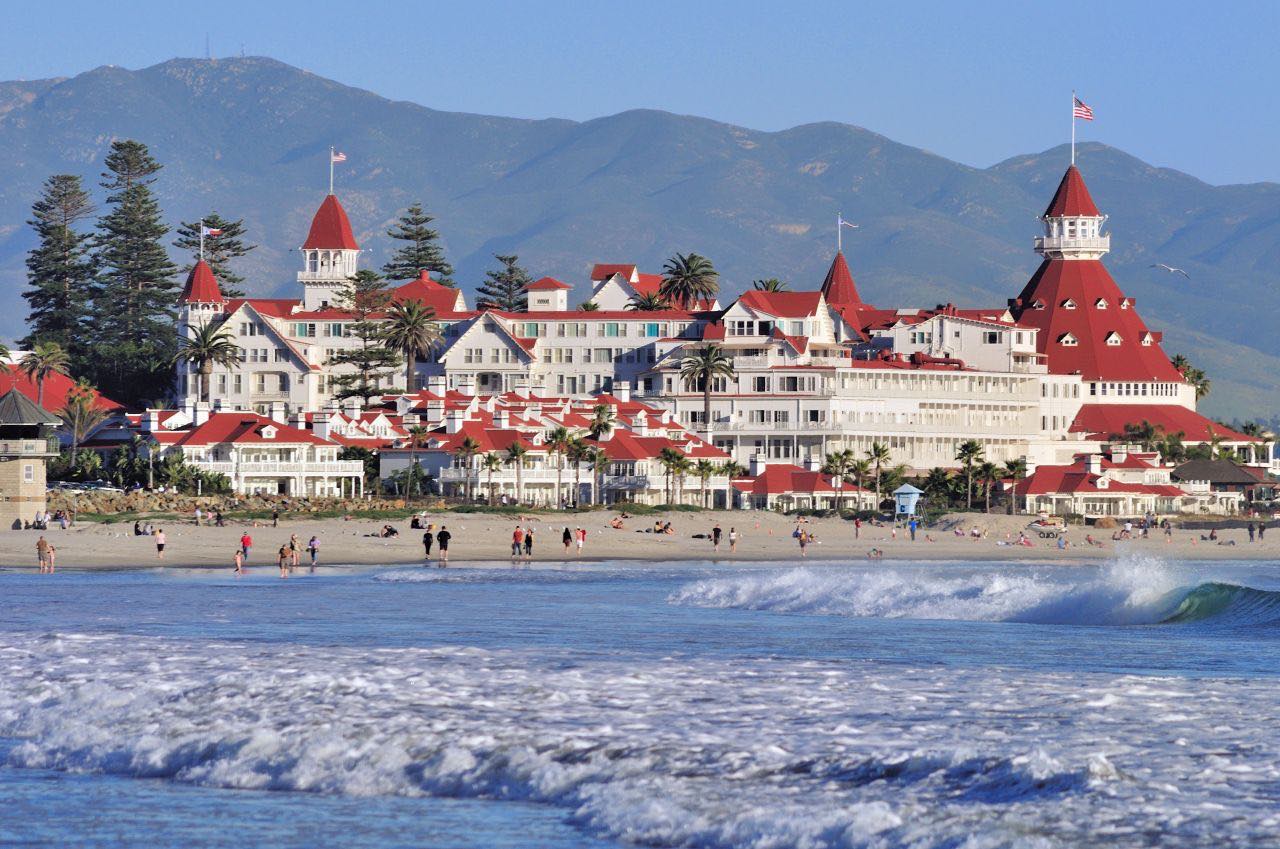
[
  {"x1": 382, "y1": 203, "x2": 454, "y2": 285},
  {"x1": 476, "y1": 254, "x2": 531, "y2": 312},
  {"x1": 88, "y1": 140, "x2": 179, "y2": 404},
  {"x1": 20, "y1": 175, "x2": 96, "y2": 360},
  {"x1": 326, "y1": 270, "x2": 400, "y2": 403},
  {"x1": 173, "y1": 212, "x2": 255, "y2": 298}
]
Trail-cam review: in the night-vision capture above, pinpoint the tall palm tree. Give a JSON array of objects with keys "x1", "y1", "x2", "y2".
[
  {"x1": 822, "y1": 449, "x2": 855, "y2": 511},
  {"x1": 721, "y1": 460, "x2": 747, "y2": 479},
  {"x1": 672, "y1": 456, "x2": 693, "y2": 506},
  {"x1": 865, "y1": 442, "x2": 891, "y2": 513},
  {"x1": 955, "y1": 439, "x2": 985, "y2": 510},
  {"x1": 20, "y1": 341, "x2": 70, "y2": 407},
  {"x1": 566, "y1": 437, "x2": 589, "y2": 507},
  {"x1": 58, "y1": 381, "x2": 108, "y2": 462},
  {"x1": 588, "y1": 446, "x2": 611, "y2": 505},
  {"x1": 384, "y1": 300, "x2": 442, "y2": 392},
  {"x1": 0, "y1": 342, "x2": 11, "y2": 364},
  {"x1": 849, "y1": 458, "x2": 872, "y2": 512},
  {"x1": 482, "y1": 451, "x2": 503, "y2": 505},
  {"x1": 454, "y1": 435, "x2": 481, "y2": 501},
  {"x1": 659, "y1": 253, "x2": 719, "y2": 309},
  {"x1": 977, "y1": 461, "x2": 999, "y2": 513},
  {"x1": 752, "y1": 278, "x2": 788, "y2": 292},
  {"x1": 923, "y1": 467, "x2": 952, "y2": 508},
  {"x1": 679, "y1": 344, "x2": 735, "y2": 434},
  {"x1": 658, "y1": 446, "x2": 685, "y2": 505},
  {"x1": 626, "y1": 292, "x2": 672, "y2": 311},
  {"x1": 1001, "y1": 458, "x2": 1028, "y2": 515},
  {"x1": 172, "y1": 322, "x2": 241, "y2": 403},
  {"x1": 544, "y1": 425, "x2": 571, "y2": 507},
  {"x1": 694, "y1": 459, "x2": 718, "y2": 508},
  {"x1": 505, "y1": 442, "x2": 529, "y2": 504},
  {"x1": 589, "y1": 404, "x2": 616, "y2": 439}
]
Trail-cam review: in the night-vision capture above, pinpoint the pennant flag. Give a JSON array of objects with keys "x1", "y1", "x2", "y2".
[{"x1": 1073, "y1": 97, "x2": 1094, "y2": 121}]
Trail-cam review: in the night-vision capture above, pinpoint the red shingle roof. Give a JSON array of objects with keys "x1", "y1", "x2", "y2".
[
  {"x1": 180, "y1": 260, "x2": 225, "y2": 304},
  {"x1": 392, "y1": 270, "x2": 466, "y2": 315},
  {"x1": 1044, "y1": 165, "x2": 1100, "y2": 217},
  {"x1": 591, "y1": 264, "x2": 638, "y2": 282},
  {"x1": 172, "y1": 412, "x2": 332, "y2": 447},
  {"x1": 819, "y1": 251, "x2": 864, "y2": 308},
  {"x1": 1069, "y1": 404, "x2": 1257, "y2": 443},
  {"x1": 527, "y1": 276, "x2": 572, "y2": 291},
  {"x1": 0, "y1": 365, "x2": 124, "y2": 412},
  {"x1": 302, "y1": 194, "x2": 359, "y2": 250},
  {"x1": 736, "y1": 290, "x2": 822, "y2": 318}
]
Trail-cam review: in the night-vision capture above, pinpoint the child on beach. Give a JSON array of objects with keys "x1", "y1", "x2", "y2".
[
  {"x1": 234, "y1": 549, "x2": 244, "y2": 575},
  {"x1": 278, "y1": 545, "x2": 290, "y2": 577}
]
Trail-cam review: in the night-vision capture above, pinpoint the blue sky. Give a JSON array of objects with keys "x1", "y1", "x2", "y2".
[{"x1": 7, "y1": 0, "x2": 1278, "y2": 184}]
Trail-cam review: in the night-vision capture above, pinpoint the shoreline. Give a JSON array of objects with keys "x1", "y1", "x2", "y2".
[{"x1": 5, "y1": 509, "x2": 1278, "y2": 572}]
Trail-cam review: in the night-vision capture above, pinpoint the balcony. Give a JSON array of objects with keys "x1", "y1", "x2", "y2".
[
  {"x1": 193, "y1": 460, "x2": 365, "y2": 476},
  {"x1": 0, "y1": 438, "x2": 58, "y2": 457},
  {"x1": 1034, "y1": 235, "x2": 1110, "y2": 254}
]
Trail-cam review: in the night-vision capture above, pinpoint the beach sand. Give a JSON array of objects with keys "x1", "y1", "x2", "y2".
[{"x1": 3, "y1": 509, "x2": 1275, "y2": 571}]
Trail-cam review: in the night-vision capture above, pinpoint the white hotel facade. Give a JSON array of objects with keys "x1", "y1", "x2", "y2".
[{"x1": 175, "y1": 163, "x2": 1271, "y2": 481}]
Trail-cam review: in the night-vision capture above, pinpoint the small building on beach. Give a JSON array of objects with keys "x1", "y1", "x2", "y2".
[{"x1": 0, "y1": 389, "x2": 61, "y2": 527}]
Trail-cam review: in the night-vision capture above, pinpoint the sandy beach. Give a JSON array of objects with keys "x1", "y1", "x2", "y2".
[{"x1": 3, "y1": 509, "x2": 1276, "y2": 571}]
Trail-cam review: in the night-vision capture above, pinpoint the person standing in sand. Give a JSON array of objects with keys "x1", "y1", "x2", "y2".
[
  {"x1": 289, "y1": 534, "x2": 301, "y2": 567},
  {"x1": 562, "y1": 526, "x2": 572, "y2": 554},
  {"x1": 194, "y1": 506, "x2": 202, "y2": 527},
  {"x1": 277, "y1": 544, "x2": 290, "y2": 577},
  {"x1": 36, "y1": 536, "x2": 51, "y2": 573},
  {"x1": 712, "y1": 524, "x2": 722, "y2": 552},
  {"x1": 233, "y1": 548, "x2": 244, "y2": 575},
  {"x1": 47, "y1": 542, "x2": 56, "y2": 572},
  {"x1": 155, "y1": 528, "x2": 166, "y2": 560},
  {"x1": 511, "y1": 526, "x2": 525, "y2": 560},
  {"x1": 728, "y1": 527, "x2": 739, "y2": 554},
  {"x1": 307, "y1": 535, "x2": 320, "y2": 569},
  {"x1": 436, "y1": 525, "x2": 451, "y2": 566},
  {"x1": 240, "y1": 533, "x2": 253, "y2": 561},
  {"x1": 523, "y1": 526, "x2": 534, "y2": 561}
]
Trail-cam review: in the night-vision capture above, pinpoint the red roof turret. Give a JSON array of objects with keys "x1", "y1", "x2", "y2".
[
  {"x1": 1044, "y1": 165, "x2": 1100, "y2": 217},
  {"x1": 180, "y1": 259, "x2": 225, "y2": 304},
  {"x1": 302, "y1": 194, "x2": 360, "y2": 250},
  {"x1": 819, "y1": 251, "x2": 865, "y2": 308}
]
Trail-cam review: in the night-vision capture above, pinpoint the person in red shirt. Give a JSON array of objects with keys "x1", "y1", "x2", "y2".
[
  {"x1": 511, "y1": 526, "x2": 525, "y2": 560},
  {"x1": 240, "y1": 533, "x2": 252, "y2": 561}
]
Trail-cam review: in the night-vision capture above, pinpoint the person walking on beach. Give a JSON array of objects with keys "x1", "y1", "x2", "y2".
[
  {"x1": 277, "y1": 544, "x2": 290, "y2": 578},
  {"x1": 797, "y1": 528, "x2": 809, "y2": 557},
  {"x1": 422, "y1": 529, "x2": 433, "y2": 560},
  {"x1": 854, "y1": 517, "x2": 862, "y2": 539},
  {"x1": 562, "y1": 526, "x2": 572, "y2": 554},
  {"x1": 240, "y1": 532, "x2": 253, "y2": 561},
  {"x1": 908, "y1": 517, "x2": 918, "y2": 541},
  {"x1": 307, "y1": 535, "x2": 319, "y2": 569},
  {"x1": 272, "y1": 509, "x2": 280, "y2": 528},
  {"x1": 233, "y1": 548, "x2": 244, "y2": 575},
  {"x1": 1249, "y1": 523, "x2": 1256, "y2": 542},
  {"x1": 155, "y1": 528, "x2": 166, "y2": 560},
  {"x1": 511, "y1": 525, "x2": 525, "y2": 560},
  {"x1": 436, "y1": 526, "x2": 451, "y2": 566},
  {"x1": 712, "y1": 524, "x2": 723, "y2": 552},
  {"x1": 523, "y1": 526, "x2": 534, "y2": 561},
  {"x1": 575, "y1": 527, "x2": 586, "y2": 556},
  {"x1": 36, "y1": 536, "x2": 51, "y2": 573},
  {"x1": 1261, "y1": 523, "x2": 1268, "y2": 541},
  {"x1": 289, "y1": 534, "x2": 301, "y2": 567},
  {"x1": 728, "y1": 526, "x2": 739, "y2": 554},
  {"x1": 194, "y1": 506, "x2": 202, "y2": 527}
]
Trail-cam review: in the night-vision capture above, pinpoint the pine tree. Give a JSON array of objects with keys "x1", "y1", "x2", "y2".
[
  {"x1": 88, "y1": 140, "x2": 179, "y2": 404},
  {"x1": 326, "y1": 269, "x2": 400, "y2": 403},
  {"x1": 173, "y1": 212, "x2": 255, "y2": 298},
  {"x1": 476, "y1": 254, "x2": 531, "y2": 312},
  {"x1": 20, "y1": 175, "x2": 96, "y2": 362},
  {"x1": 382, "y1": 203, "x2": 454, "y2": 285}
]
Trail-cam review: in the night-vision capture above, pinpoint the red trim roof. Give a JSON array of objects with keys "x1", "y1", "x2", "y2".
[
  {"x1": 180, "y1": 260, "x2": 225, "y2": 304},
  {"x1": 591, "y1": 264, "x2": 637, "y2": 282},
  {"x1": 171, "y1": 412, "x2": 333, "y2": 447},
  {"x1": 1044, "y1": 165, "x2": 1100, "y2": 217},
  {"x1": 736, "y1": 290, "x2": 822, "y2": 318},
  {"x1": 1069, "y1": 404, "x2": 1258, "y2": 443},
  {"x1": 527, "y1": 276, "x2": 572, "y2": 291},
  {"x1": 819, "y1": 251, "x2": 864, "y2": 308},
  {"x1": 0, "y1": 365, "x2": 124, "y2": 412},
  {"x1": 302, "y1": 194, "x2": 359, "y2": 250},
  {"x1": 732, "y1": 464, "x2": 858, "y2": 496},
  {"x1": 392, "y1": 271, "x2": 466, "y2": 315}
]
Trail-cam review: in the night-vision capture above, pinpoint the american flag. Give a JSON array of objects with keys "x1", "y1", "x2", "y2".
[
  {"x1": 1073, "y1": 97, "x2": 1094, "y2": 121},
  {"x1": 330, "y1": 150, "x2": 348, "y2": 163}
]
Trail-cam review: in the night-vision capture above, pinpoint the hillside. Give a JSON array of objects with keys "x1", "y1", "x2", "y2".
[{"x1": 0, "y1": 57, "x2": 1277, "y2": 419}]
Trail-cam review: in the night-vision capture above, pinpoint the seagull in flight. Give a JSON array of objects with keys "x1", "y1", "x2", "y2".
[{"x1": 1150, "y1": 263, "x2": 1191, "y2": 279}]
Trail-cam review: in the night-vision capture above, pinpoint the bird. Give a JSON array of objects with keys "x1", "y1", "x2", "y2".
[{"x1": 1150, "y1": 263, "x2": 1190, "y2": 279}]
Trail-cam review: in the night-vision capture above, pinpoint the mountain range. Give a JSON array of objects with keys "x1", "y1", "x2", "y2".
[{"x1": 0, "y1": 57, "x2": 1277, "y2": 420}]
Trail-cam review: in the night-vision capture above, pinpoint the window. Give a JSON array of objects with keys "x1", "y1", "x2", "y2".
[
  {"x1": 642, "y1": 322, "x2": 667, "y2": 338},
  {"x1": 1105, "y1": 332, "x2": 1122, "y2": 346},
  {"x1": 233, "y1": 375, "x2": 242, "y2": 394},
  {"x1": 752, "y1": 376, "x2": 770, "y2": 392},
  {"x1": 909, "y1": 331, "x2": 933, "y2": 345},
  {"x1": 255, "y1": 374, "x2": 267, "y2": 392},
  {"x1": 325, "y1": 323, "x2": 344, "y2": 337},
  {"x1": 600, "y1": 322, "x2": 621, "y2": 337},
  {"x1": 275, "y1": 348, "x2": 288, "y2": 362},
  {"x1": 982, "y1": 331, "x2": 1003, "y2": 344},
  {"x1": 292, "y1": 323, "x2": 316, "y2": 338},
  {"x1": 1061, "y1": 299, "x2": 1077, "y2": 310},
  {"x1": 217, "y1": 374, "x2": 227, "y2": 394},
  {"x1": 1095, "y1": 299, "x2": 1108, "y2": 309},
  {"x1": 1141, "y1": 333, "x2": 1153, "y2": 347},
  {"x1": 1059, "y1": 333, "x2": 1078, "y2": 347},
  {"x1": 23, "y1": 463, "x2": 33, "y2": 483}
]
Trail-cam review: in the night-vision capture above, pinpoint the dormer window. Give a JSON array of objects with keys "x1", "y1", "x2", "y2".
[
  {"x1": 1141, "y1": 332, "x2": 1154, "y2": 347},
  {"x1": 1061, "y1": 299, "x2": 1077, "y2": 310},
  {"x1": 1095, "y1": 298, "x2": 1108, "y2": 309},
  {"x1": 1120, "y1": 298, "x2": 1131, "y2": 310},
  {"x1": 1032, "y1": 300, "x2": 1046, "y2": 311},
  {"x1": 1059, "y1": 333, "x2": 1078, "y2": 347},
  {"x1": 1105, "y1": 332, "x2": 1123, "y2": 346},
  {"x1": 261, "y1": 425, "x2": 278, "y2": 440}
]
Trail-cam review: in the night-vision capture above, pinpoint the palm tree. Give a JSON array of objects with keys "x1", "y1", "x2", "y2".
[
  {"x1": 865, "y1": 442, "x2": 891, "y2": 514},
  {"x1": 20, "y1": 341, "x2": 70, "y2": 407},
  {"x1": 505, "y1": 442, "x2": 529, "y2": 504},
  {"x1": 566, "y1": 437, "x2": 589, "y2": 506},
  {"x1": 589, "y1": 404, "x2": 616, "y2": 439},
  {"x1": 679, "y1": 344, "x2": 735, "y2": 434},
  {"x1": 849, "y1": 458, "x2": 872, "y2": 512},
  {"x1": 721, "y1": 460, "x2": 747, "y2": 479},
  {"x1": 454, "y1": 436, "x2": 481, "y2": 501},
  {"x1": 658, "y1": 446, "x2": 685, "y2": 505},
  {"x1": 403, "y1": 425, "x2": 430, "y2": 496},
  {"x1": 1172, "y1": 353, "x2": 1210, "y2": 400},
  {"x1": 955, "y1": 439, "x2": 985, "y2": 510},
  {"x1": 172, "y1": 323, "x2": 240, "y2": 403},
  {"x1": 1116, "y1": 420, "x2": 1161, "y2": 451},
  {"x1": 659, "y1": 253, "x2": 719, "y2": 309},
  {"x1": 922, "y1": 467, "x2": 952, "y2": 509},
  {"x1": 626, "y1": 292, "x2": 672, "y2": 311},
  {"x1": 58, "y1": 381, "x2": 108, "y2": 462},
  {"x1": 588, "y1": 447, "x2": 611, "y2": 505},
  {"x1": 977, "y1": 461, "x2": 999, "y2": 513},
  {"x1": 578, "y1": 301, "x2": 600, "y2": 312},
  {"x1": 384, "y1": 300, "x2": 442, "y2": 392},
  {"x1": 752, "y1": 278, "x2": 788, "y2": 292},
  {"x1": 482, "y1": 452, "x2": 503, "y2": 505},
  {"x1": 694, "y1": 458, "x2": 718, "y2": 508},
  {"x1": 545, "y1": 425, "x2": 571, "y2": 507},
  {"x1": 672, "y1": 456, "x2": 693, "y2": 506},
  {"x1": 822, "y1": 449, "x2": 855, "y2": 511},
  {"x1": 1001, "y1": 458, "x2": 1028, "y2": 515}
]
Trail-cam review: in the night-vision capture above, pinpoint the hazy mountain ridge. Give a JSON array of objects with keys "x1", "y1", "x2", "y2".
[{"x1": 0, "y1": 56, "x2": 1277, "y2": 419}]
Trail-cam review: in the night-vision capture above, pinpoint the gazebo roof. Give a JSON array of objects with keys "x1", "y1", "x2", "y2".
[{"x1": 0, "y1": 388, "x2": 60, "y2": 426}]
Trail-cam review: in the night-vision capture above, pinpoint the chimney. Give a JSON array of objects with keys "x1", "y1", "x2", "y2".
[
  {"x1": 446, "y1": 409, "x2": 467, "y2": 434},
  {"x1": 290, "y1": 410, "x2": 307, "y2": 430},
  {"x1": 425, "y1": 400, "x2": 445, "y2": 425},
  {"x1": 142, "y1": 408, "x2": 162, "y2": 433},
  {"x1": 750, "y1": 454, "x2": 768, "y2": 476},
  {"x1": 268, "y1": 401, "x2": 287, "y2": 424},
  {"x1": 1085, "y1": 454, "x2": 1103, "y2": 476},
  {"x1": 615, "y1": 382, "x2": 631, "y2": 403},
  {"x1": 395, "y1": 396, "x2": 412, "y2": 416},
  {"x1": 804, "y1": 454, "x2": 821, "y2": 472},
  {"x1": 427, "y1": 375, "x2": 447, "y2": 397},
  {"x1": 495, "y1": 409, "x2": 510, "y2": 429},
  {"x1": 180, "y1": 398, "x2": 195, "y2": 423},
  {"x1": 313, "y1": 415, "x2": 332, "y2": 441},
  {"x1": 630, "y1": 411, "x2": 649, "y2": 437},
  {"x1": 513, "y1": 379, "x2": 531, "y2": 399},
  {"x1": 459, "y1": 375, "x2": 476, "y2": 397},
  {"x1": 193, "y1": 401, "x2": 211, "y2": 427},
  {"x1": 1111, "y1": 444, "x2": 1130, "y2": 464},
  {"x1": 343, "y1": 397, "x2": 362, "y2": 418}
]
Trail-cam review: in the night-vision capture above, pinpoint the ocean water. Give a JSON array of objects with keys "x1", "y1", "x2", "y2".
[{"x1": 4, "y1": 554, "x2": 1280, "y2": 848}]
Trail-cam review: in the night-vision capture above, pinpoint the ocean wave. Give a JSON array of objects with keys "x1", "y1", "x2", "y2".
[{"x1": 668, "y1": 556, "x2": 1280, "y2": 629}]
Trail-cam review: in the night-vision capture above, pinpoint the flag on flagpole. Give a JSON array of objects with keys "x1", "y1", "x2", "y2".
[
  {"x1": 201, "y1": 226, "x2": 223, "y2": 237},
  {"x1": 1072, "y1": 97, "x2": 1094, "y2": 121},
  {"x1": 330, "y1": 150, "x2": 348, "y2": 163}
]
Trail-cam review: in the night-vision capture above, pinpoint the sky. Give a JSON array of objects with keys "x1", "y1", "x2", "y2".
[{"x1": 6, "y1": 0, "x2": 1280, "y2": 185}]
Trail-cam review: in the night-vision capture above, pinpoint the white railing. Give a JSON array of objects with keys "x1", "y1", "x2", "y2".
[
  {"x1": 193, "y1": 461, "x2": 364, "y2": 476},
  {"x1": 0, "y1": 440, "x2": 55, "y2": 456},
  {"x1": 1034, "y1": 235, "x2": 1110, "y2": 252}
]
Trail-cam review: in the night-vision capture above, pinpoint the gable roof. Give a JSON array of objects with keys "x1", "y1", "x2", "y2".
[
  {"x1": 180, "y1": 260, "x2": 225, "y2": 304},
  {"x1": 590, "y1": 264, "x2": 638, "y2": 282},
  {"x1": 172, "y1": 412, "x2": 332, "y2": 447},
  {"x1": 392, "y1": 270, "x2": 467, "y2": 315},
  {"x1": 1044, "y1": 165, "x2": 1101, "y2": 217},
  {"x1": 1171, "y1": 459, "x2": 1262, "y2": 485},
  {"x1": 819, "y1": 251, "x2": 865, "y2": 308},
  {"x1": 736, "y1": 290, "x2": 823, "y2": 318},
  {"x1": 302, "y1": 194, "x2": 359, "y2": 250},
  {"x1": 731, "y1": 463, "x2": 850, "y2": 496}
]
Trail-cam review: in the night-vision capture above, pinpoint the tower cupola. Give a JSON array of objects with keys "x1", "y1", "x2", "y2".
[
  {"x1": 1034, "y1": 165, "x2": 1110, "y2": 261},
  {"x1": 299, "y1": 194, "x2": 361, "y2": 309}
]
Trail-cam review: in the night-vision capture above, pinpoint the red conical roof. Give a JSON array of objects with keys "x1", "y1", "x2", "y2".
[
  {"x1": 1011, "y1": 259, "x2": 1182, "y2": 382},
  {"x1": 180, "y1": 259, "x2": 225, "y2": 304},
  {"x1": 302, "y1": 194, "x2": 360, "y2": 250},
  {"x1": 819, "y1": 251, "x2": 864, "y2": 307},
  {"x1": 1043, "y1": 165, "x2": 1100, "y2": 217}
]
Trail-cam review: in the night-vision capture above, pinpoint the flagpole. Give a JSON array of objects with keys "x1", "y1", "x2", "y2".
[
  {"x1": 1070, "y1": 90, "x2": 1076, "y2": 166},
  {"x1": 837, "y1": 213, "x2": 842, "y2": 252},
  {"x1": 328, "y1": 146, "x2": 334, "y2": 195},
  {"x1": 199, "y1": 218, "x2": 205, "y2": 261}
]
